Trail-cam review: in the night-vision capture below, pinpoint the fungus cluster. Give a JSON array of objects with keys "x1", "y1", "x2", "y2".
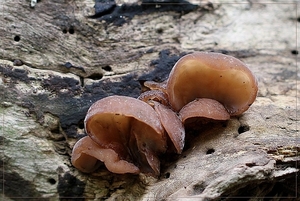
[{"x1": 71, "y1": 52, "x2": 258, "y2": 176}]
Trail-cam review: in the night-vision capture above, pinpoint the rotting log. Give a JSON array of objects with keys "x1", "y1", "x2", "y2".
[{"x1": 0, "y1": 0, "x2": 299, "y2": 200}]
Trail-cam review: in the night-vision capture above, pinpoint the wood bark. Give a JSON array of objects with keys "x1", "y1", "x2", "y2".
[{"x1": 0, "y1": 0, "x2": 299, "y2": 200}]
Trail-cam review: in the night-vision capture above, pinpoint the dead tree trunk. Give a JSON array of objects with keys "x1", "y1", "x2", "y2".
[{"x1": 0, "y1": 0, "x2": 299, "y2": 200}]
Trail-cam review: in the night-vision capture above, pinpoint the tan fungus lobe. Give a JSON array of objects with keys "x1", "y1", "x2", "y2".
[
  {"x1": 84, "y1": 95, "x2": 167, "y2": 176},
  {"x1": 179, "y1": 98, "x2": 230, "y2": 124},
  {"x1": 152, "y1": 101, "x2": 185, "y2": 154},
  {"x1": 71, "y1": 136, "x2": 140, "y2": 174},
  {"x1": 166, "y1": 52, "x2": 258, "y2": 115}
]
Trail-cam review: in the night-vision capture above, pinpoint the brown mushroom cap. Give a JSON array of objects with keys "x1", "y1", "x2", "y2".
[
  {"x1": 166, "y1": 52, "x2": 258, "y2": 115},
  {"x1": 84, "y1": 95, "x2": 166, "y2": 175},
  {"x1": 179, "y1": 98, "x2": 230, "y2": 124},
  {"x1": 71, "y1": 136, "x2": 140, "y2": 174}
]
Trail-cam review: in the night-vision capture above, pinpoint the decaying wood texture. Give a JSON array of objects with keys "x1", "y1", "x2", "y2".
[{"x1": 0, "y1": 0, "x2": 299, "y2": 200}]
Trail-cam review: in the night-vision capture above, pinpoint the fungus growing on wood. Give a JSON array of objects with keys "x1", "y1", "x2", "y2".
[
  {"x1": 138, "y1": 90, "x2": 169, "y2": 107},
  {"x1": 71, "y1": 136, "x2": 140, "y2": 174},
  {"x1": 144, "y1": 80, "x2": 167, "y2": 92},
  {"x1": 179, "y1": 98, "x2": 230, "y2": 125},
  {"x1": 83, "y1": 95, "x2": 167, "y2": 176},
  {"x1": 152, "y1": 101, "x2": 185, "y2": 154},
  {"x1": 71, "y1": 51, "x2": 258, "y2": 176},
  {"x1": 166, "y1": 52, "x2": 258, "y2": 115},
  {"x1": 138, "y1": 91, "x2": 185, "y2": 154}
]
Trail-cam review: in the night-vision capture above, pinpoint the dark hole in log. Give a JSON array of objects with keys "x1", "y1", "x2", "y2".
[
  {"x1": 156, "y1": 28, "x2": 163, "y2": 34},
  {"x1": 193, "y1": 183, "x2": 205, "y2": 194},
  {"x1": 206, "y1": 148, "x2": 215, "y2": 155},
  {"x1": 238, "y1": 125, "x2": 250, "y2": 134},
  {"x1": 14, "y1": 35, "x2": 20, "y2": 42},
  {"x1": 88, "y1": 73, "x2": 103, "y2": 80},
  {"x1": 69, "y1": 27, "x2": 75, "y2": 34},
  {"x1": 102, "y1": 65, "x2": 112, "y2": 71},
  {"x1": 291, "y1": 50, "x2": 298, "y2": 55},
  {"x1": 47, "y1": 178, "x2": 57, "y2": 185},
  {"x1": 78, "y1": 119, "x2": 84, "y2": 129}
]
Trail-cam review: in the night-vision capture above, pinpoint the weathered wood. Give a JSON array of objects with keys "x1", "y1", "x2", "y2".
[{"x1": 0, "y1": 0, "x2": 299, "y2": 200}]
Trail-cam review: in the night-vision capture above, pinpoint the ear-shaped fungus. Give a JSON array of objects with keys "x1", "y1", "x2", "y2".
[
  {"x1": 152, "y1": 101, "x2": 185, "y2": 154},
  {"x1": 138, "y1": 90, "x2": 185, "y2": 154},
  {"x1": 144, "y1": 80, "x2": 167, "y2": 92},
  {"x1": 179, "y1": 98, "x2": 230, "y2": 125},
  {"x1": 166, "y1": 52, "x2": 258, "y2": 115},
  {"x1": 83, "y1": 95, "x2": 167, "y2": 176},
  {"x1": 138, "y1": 90, "x2": 169, "y2": 107},
  {"x1": 71, "y1": 52, "x2": 259, "y2": 177},
  {"x1": 71, "y1": 136, "x2": 140, "y2": 174}
]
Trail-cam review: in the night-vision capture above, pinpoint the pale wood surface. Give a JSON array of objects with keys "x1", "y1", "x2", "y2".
[{"x1": 0, "y1": 0, "x2": 299, "y2": 200}]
